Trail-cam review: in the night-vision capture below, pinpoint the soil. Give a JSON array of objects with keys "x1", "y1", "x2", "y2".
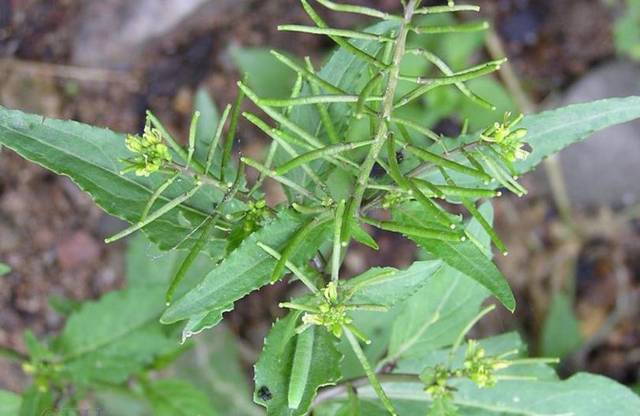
[{"x1": 1, "y1": 0, "x2": 638, "y2": 393}]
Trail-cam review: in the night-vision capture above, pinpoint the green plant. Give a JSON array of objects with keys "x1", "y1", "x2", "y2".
[
  {"x1": 1, "y1": 1, "x2": 640, "y2": 415},
  {"x1": 614, "y1": 0, "x2": 640, "y2": 61}
]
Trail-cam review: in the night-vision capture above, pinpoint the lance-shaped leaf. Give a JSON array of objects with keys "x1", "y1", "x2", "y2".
[
  {"x1": 393, "y1": 202, "x2": 514, "y2": 311},
  {"x1": 382, "y1": 203, "x2": 493, "y2": 364},
  {"x1": 350, "y1": 373, "x2": 640, "y2": 415},
  {"x1": 417, "y1": 96, "x2": 640, "y2": 188},
  {"x1": 0, "y1": 106, "x2": 244, "y2": 257},
  {"x1": 254, "y1": 313, "x2": 342, "y2": 416},
  {"x1": 144, "y1": 379, "x2": 216, "y2": 416},
  {"x1": 18, "y1": 386, "x2": 52, "y2": 416},
  {"x1": 175, "y1": 326, "x2": 262, "y2": 416},
  {"x1": 53, "y1": 286, "x2": 175, "y2": 385},
  {"x1": 342, "y1": 260, "x2": 442, "y2": 308},
  {"x1": 160, "y1": 210, "x2": 331, "y2": 337}
]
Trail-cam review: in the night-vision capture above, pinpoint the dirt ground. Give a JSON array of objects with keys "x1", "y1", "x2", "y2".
[{"x1": 1, "y1": 0, "x2": 638, "y2": 392}]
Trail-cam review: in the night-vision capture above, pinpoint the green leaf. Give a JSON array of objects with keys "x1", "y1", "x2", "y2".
[
  {"x1": 518, "y1": 96, "x2": 640, "y2": 173},
  {"x1": 385, "y1": 203, "x2": 493, "y2": 363},
  {"x1": 231, "y1": 47, "x2": 296, "y2": 99},
  {"x1": 175, "y1": 325, "x2": 262, "y2": 416},
  {"x1": 126, "y1": 234, "x2": 217, "y2": 301},
  {"x1": 278, "y1": 20, "x2": 397, "y2": 190},
  {"x1": 352, "y1": 373, "x2": 640, "y2": 415},
  {"x1": 0, "y1": 389, "x2": 21, "y2": 416},
  {"x1": 193, "y1": 88, "x2": 220, "y2": 165},
  {"x1": 144, "y1": 379, "x2": 217, "y2": 416},
  {"x1": 343, "y1": 261, "x2": 442, "y2": 308},
  {"x1": 394, "y1": 202, "x2": 515, "y2": 311},
  {"x1": 540, "y1": 292, "x2": 583, "y2": 359},
  {"x1": 0, "y1": 263, "x2": 9, "y2": 277},
  {"x1": 254, "y1": 312, "x2": 342, "y2": 416},
  {"x1": 54, "y1": 286, "x2": 175, "y2": 384},
  {"x1": 0, "y1": 106, "x2": 242, "y2": 257},
  {"x1": 419, "y1": 96, "x2": 640, "y2": 188},
  {"x1": 614, "y1": 0, "x2": 640, "y2": 60},
  {"x1": 18, "y1": 386, "x2": 52, "y2": 416},
  {"x1": 161, "y1": 210, "x2": 330, "y2": 339},
  {"x1": 192, "y1": 89, "x2": 238, "y2": 181}
]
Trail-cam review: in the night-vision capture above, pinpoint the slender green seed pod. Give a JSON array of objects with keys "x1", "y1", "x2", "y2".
[
  {"x1": 221, "y1": 81, "x2": 245, "y2": 182},
  {"x1": 140, "y1": 171, "x2": 180, "y2": 221},
  {"x1": 186, "y1": 111, "x2": 200, "y2": 169},
  {"x1": 205, "y1": 104, "x2": 231, "y2": 176},
  {"x1": 165, "y1": 214, "x2": 216, "y2": 305},
  {"x1": 332, "y1": 199, "x2": 347, "y2": 282},
  {"x1": 258, "y1": 94, "x2": 382, "y2": 108},
  {"x1": 291, "y1": 202, "x2": 329, "y2": 215},
  {"x1": 414, "y1": 4, "x2": 480, "y2": 14},
  {"x1": 386, "y1": 134, "x2": 454, "y2": 227},
  {"x1": 437, "y1": 166, "x2": 508, "y2": 254},
  {"x1": 275, "y1": 140, "x2": 373, "y2": 175},
  {"x1": 405, "y1": 144, "x2": 492, "y2": 181},
  {"x1": 273, "y1": 50, "x2": 345, "y2": 95},
  {"x1": 477, "y1": 150, "x2": 527, "y2": 196},
  {"x1": 461, "y1": 118, "x2": 470, "y2": 136},
  {"x1": 315, "y1": 0, "x2": 402, "y2": 20},
  {"x1": 361, "y1": 216, "x2": 463, "y2": 241},
  {"x1": 357, "y1": 71, "x2": 384, "y2": 118},
  {"x1": 395, "y1": 59, "x2": 504, "y2": 108},
  {"x1": 241, "y1": 157, "x2": 321, "y2": 202},
  {"x1": 243, "y1": 111, "x2": 359, "y2": 175},
  {"x1": 240, "y1": 83, "x2": 362, "y2": 172},
  {"x1": 405, "y1": 48, "x2": 495, "y2": 110},
  {"x1": 285, "y1": 73, "x2": 304, "y2": 117},
  {"x1": 278, "y1": 25, "x2": 393, "y2": 42},
  {"x1": 300, "y1": 0, "x2": 387, "y2": 69},
  {"x1": 410, "y1": 178, "x2": 445, "y2": 199},
  {"x1": 390, "y1": 116, "x2": 441, "y2": 143},
  {"x1": 257, "y1": 242, "x2": 318, "y2": 293},
  {"x1": 270, "y1": 213, "x2": 331, "y2": 282},
  {"x1": 411, "y1": 21, "x2": 489, "y2": 35},
  {"x1": 105, "y1": 181, "x2": 204, "y2": 243},
  {"x1": 305, "y1": 57, "x2": 339, "y2": 144},
  {"x1": 339, "y1": 199, "x2": 356, "y2": 247}
]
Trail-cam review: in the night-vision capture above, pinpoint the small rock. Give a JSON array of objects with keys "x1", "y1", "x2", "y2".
[{"x1": 546, "y1": 61, "x2": 640, "y2": 208}]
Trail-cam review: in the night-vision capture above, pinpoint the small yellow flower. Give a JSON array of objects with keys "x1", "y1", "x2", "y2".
[{"x1": 122, "y1": 123, "x2": 172, "y2": 176}]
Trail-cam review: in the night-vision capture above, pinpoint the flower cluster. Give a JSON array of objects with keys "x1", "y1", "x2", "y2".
[
  {"x1": 463, "y1": 340, "x2": 508, "y2": 388},
  {"x1": 301, "y1": 283, "x2": 352, "y2": 338},
  {"x1": 421, "y1": 365, "x2": 455, "y2": 401},
  {"x1": 243, "y1": 199, "x2": 269, "y2": 233},
  {"x1": 122, "y1": 123, "x2": 172, "y2": 176},
  {"x1": 481, "y1": 112, "x2": 529, "y2": 162}
]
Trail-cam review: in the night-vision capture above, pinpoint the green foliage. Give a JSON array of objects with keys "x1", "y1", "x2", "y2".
[
  {"x1": 144, "y1": 379, "x2": 217, "y2": 416},
  {"x1": 0, "y1": 262, "x2": 9, "y2": 277},
  {"x1": 1, "y1": 1, "x2": 640, "y2": 415},
  {"x1": 540, "y1": 292, "x2": 583, "y2": 359},
  {"x1": 0, "y1": 390, "x2": 22, "y2": 416},
  {"x1": 614, "y1": 0, "x2": 640, "y2": 60}
]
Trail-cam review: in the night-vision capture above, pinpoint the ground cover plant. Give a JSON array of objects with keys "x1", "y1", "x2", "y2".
[{"x1": 1, "y1": 1, "x2": 640, "y2": 415}]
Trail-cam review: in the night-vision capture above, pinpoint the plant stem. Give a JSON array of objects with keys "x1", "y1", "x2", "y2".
[
  {"x1": 350, "y1": 0, "x2": 419, "y2": 225},
  {"x1": 344, "y1": 327, "x2": 399, "y2": 415},
  {"x1": 0, "y1": 345, "x2": 28, "y2": 363},
  {"x1": 313, "y1": 373, "x2": 420, "y2": 409}
]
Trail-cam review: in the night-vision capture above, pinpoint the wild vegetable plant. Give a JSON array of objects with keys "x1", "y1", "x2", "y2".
[{"x1": 1, "y1": 1, "x2": 640, "y2": 415}]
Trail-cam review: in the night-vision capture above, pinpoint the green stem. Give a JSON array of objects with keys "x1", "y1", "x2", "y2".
[
  {"x1": 350, "y1": 0, "x2": 419, "y2": 233},
  {"x1": 344, "y1": 327, "x2": 398, "y2": 415}
]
